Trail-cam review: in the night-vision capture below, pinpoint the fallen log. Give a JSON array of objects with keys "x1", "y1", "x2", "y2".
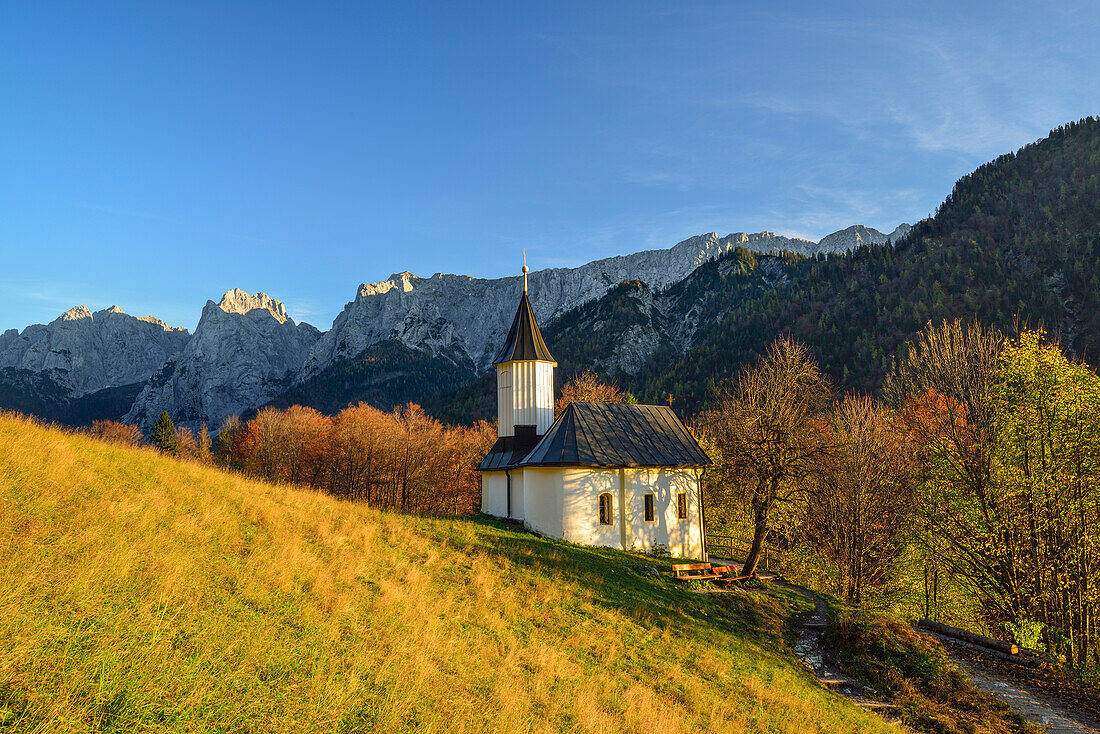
[
  {"x1": 922, "y1": 630, "x2": 1039, "y2": 667},
  {"x1": 917, "y1": 619, "x2": 1018, "y2": 655}
]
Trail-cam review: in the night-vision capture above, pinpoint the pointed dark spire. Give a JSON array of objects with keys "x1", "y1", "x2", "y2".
[{"x1": 493, "y1": 289, "x2": 556, "y2": 366}]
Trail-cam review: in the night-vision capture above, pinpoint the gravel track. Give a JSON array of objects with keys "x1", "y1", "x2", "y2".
[{"x1": 946, "y1": 648, "x2": 1100, "y2": 734}]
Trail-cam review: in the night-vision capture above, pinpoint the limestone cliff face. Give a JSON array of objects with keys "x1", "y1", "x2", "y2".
[
  {"x1": 300, "y1": 227, "x2": 903, "y2": 378},
  {"x1": 0, "y1": 305, "x2": 190, "y2": 397},
  {"x1": 124, "y1": 291, "x2": 320, "y2": 430}
]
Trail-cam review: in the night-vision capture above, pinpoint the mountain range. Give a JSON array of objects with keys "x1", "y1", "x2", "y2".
[
  {"x1": 4, "y1": 116, "x2": 1099, "y2": 431},
  {"x1": 0, "y1": 226, "x2": 907, "y2": 430}
]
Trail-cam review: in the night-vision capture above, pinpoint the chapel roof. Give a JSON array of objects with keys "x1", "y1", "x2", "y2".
[
  {"x1": 492, "y1": 290, "x2": 555, "y2": 366},
  {"x1": 477, "y1": 432, "x2": 538, "y2": 472},
  {"x1": 477, "y1": 401, "x2": 712, "y2": 471}
]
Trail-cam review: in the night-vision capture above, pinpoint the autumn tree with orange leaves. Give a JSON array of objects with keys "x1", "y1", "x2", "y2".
[
  {"x1": 217, "y1": 401, "x2": 493, "y2": 516},
  {"x1": 87, "y1": 420, "x2": 143, "y2": 446}
]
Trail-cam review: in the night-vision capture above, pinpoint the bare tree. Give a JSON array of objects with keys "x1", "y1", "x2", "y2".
[
  {"x1": 804, "y1": 395, "x2": 914, "y2": 605},
  {"x1": 701, "y1": 338, "x2": 832, "y2": 577},
  {"x1": 556, "y1": 369, "x2": 628, "y2": 415}
]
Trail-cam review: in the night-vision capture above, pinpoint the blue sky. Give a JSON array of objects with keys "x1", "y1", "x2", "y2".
[{"x1": 2, "y1": 1, "x2": 1098, "y2": 332}]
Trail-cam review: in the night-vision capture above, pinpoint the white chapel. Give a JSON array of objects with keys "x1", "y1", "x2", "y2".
[{"x1": 477, "y1": 265, "x2": 711, "y2": 560}]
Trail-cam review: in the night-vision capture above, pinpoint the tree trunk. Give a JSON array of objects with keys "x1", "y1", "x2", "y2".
[{"x1": 741, "y1": 476, "x2": 773, "y2": 577}]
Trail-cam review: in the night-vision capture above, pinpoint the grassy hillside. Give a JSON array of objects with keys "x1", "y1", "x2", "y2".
[{"x1": 0, "y1": 412, "x2": 893, "y2": 733}]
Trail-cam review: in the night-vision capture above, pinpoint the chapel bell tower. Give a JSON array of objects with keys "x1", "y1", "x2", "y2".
[{"x1": 493, "y1": 259, "x2": 556, "y2": 442}]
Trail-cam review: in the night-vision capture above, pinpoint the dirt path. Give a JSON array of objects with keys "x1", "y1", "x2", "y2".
[
  {"x1": 944, "y1": 647, "x2": 1100, "y2": 734},
  {"x1": 757, "y1": 573, "x2": 898, "y2": 717}
]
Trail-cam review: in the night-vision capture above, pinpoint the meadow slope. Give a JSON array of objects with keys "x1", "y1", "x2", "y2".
[{"x1": 0, "y1": 413, "x2": 893, "y2": 733}]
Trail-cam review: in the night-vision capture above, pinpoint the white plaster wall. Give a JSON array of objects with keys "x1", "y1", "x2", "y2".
[
  {"x1": 561, "y1": 468, "x2": 623, "y2": 548},
  {"x1": 626, "y1": 468, "x2": 703, "y2": 560},
  {"x1": 621, "y1": 468, "x2": 637, "y2": 549},
  {"x1": 520, "y1": 468, "x2": 564, "y2": 538},
  {"x1": 492, "y1": 466, "x2": 703, "y2": 561},
  {"x1": 481, "y1": 472, "x2": 508, "y2": 517},
  {"x1": 663, "y1": 470, "x2": 704, "y2": 560},
  {"x1": 509, "y1": 470, "x2": 525, "y2": 521}
]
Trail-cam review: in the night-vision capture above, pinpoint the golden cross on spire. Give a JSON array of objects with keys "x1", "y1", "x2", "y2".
[
  {"x1": 666, "y1": 393, "x2": 675, "y2": 408},
  {"x1": 522, "y1": 249, "x2": 528, "y2": 293}
]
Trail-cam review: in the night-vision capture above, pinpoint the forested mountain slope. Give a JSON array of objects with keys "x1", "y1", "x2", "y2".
[
  {"x1": 633, "y1": 117, "x2": 1100, "y2": 410},
  {"x1": 434, "y1": 118, "x2": 1100, "y2": 421}
]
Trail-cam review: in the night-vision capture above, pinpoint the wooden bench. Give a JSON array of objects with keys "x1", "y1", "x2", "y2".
[
  {"x1": 710, "y1": 565, "x2": 753, "y2": 586},
  {"x1": 671, "y1": 563, "x2": 722, "y2": 582}
]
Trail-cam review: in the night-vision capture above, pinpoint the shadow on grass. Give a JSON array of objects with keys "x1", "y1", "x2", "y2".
[{"x1": 421, "y1": 513, "x2": 803, "y2": 652}]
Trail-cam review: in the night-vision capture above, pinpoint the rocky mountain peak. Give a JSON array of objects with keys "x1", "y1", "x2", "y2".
[
  {"x1": 360, "y1": 272, "x2": 421, "y2": 297},
  {"x1": 217, "y1": 289, "x2": 289, "y2": 324},
  {"x1": 59, "y1": 305, "x2": 92, "y2": 322},
  {"x1": 0, "y1": 304, "x2": 191, "y2": 399},
  {"x1": 125, "y1": 288, "x2": 321, "y2": 430},
  {"x1": 816, "y1": 224, "x2": 912, "y2": 253}
]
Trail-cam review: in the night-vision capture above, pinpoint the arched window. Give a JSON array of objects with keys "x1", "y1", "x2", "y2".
[{"x1": 598, "y1": 493, "x2": 613, "y2": 525}]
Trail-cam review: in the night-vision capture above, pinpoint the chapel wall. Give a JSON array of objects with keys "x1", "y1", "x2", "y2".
[
  {"x1": 481, "y1": 472, "x2": 508, "y2": 517},
  {"x1": 561, "y1": 468, "x2": 622, "y2": 548},
  {"x1": 520, "y1": 467, "x2": 564, "y2": 538},
  {"x1": 624, "y1": 468, "x2": 704, "y2": 560}
]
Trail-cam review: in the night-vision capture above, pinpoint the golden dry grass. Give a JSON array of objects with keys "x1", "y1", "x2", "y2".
[{"x1": 0, "y1": 413, "x2": 895, "y2": 733}]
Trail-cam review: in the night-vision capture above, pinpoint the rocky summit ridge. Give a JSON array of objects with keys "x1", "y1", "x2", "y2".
[
  {"x1": 218, "y1": 288, "x2": 290, "y2": 323},
  {"x1": 816, "y1": 224, "x2": 911, "y2": 253},
  {"x1": 301, "y1": 225, "x2": 909, "y2": 379}
]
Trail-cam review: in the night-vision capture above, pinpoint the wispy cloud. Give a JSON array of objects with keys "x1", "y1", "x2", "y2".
[{"x1": 736, "y1": 15, "x2": 1095, "y2": 160}]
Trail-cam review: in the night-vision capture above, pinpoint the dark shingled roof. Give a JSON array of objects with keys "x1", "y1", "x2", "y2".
[
  {"x1": 476, "y1": 426, "x2": 541, "y2": 471},
  {"x1": 517, "y1": 402, "x2": 712, "y2": 469},
  {"x1": 492, "y1": 291, "x2": 555, "y2": 366}
]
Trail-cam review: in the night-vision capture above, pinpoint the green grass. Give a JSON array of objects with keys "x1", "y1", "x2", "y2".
[{"x1": 0, "y1": 412, "x2": 898, "y2": 733}]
